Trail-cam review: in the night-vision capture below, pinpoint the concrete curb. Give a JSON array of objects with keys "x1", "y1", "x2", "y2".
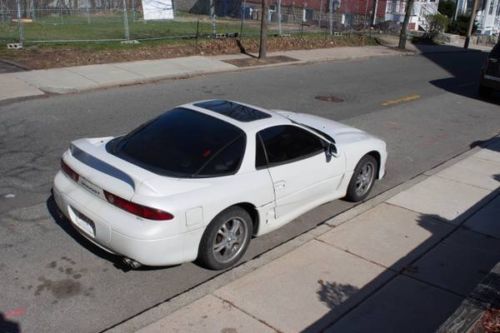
[
  {"x1": 0, "y1": 46, "x2": 404, "y2": 102},
  {"x1": 1, "y1": 43, "x2": 489, "y2": 103},
  {"x1": 104, "y1": 141, "x2": 488, "y2": 333},
  {"x1": 34, "y1": 52, "x2": 400, "y2": 95}
]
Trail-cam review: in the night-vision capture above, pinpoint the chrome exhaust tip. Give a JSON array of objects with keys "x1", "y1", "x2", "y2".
[{"x1": 122, "y1": 257, "x2": 142, "y2": 269}]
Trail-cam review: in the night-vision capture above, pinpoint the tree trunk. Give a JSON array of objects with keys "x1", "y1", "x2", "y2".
[
  {"x1": 464, "y1": 0, "x2": 479, "y2": 49},
  {"x1": 398, "y1": 0, "x2": 414, "y2": 49},
  {"x1": 258, "y1": 0, "x2": 268, "y2": 59}
]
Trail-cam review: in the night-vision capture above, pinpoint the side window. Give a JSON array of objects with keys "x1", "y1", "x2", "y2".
[
  {"x1": 255, "y1": 135, "x2": 267, "y2": 168},
  {"x1": 197, "y1": 136, "x2": 246, "y2": 177},
  {"x1": 258, "y1": 125, "x2": 325, "y2": 166}
]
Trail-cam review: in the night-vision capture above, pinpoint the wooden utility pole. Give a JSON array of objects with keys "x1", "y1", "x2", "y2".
[
  {"x1": 398, "y1": 0, "x2": 415, "y2": 49},
  {"x1": 259, "y1": 0, "x2": 269, "y2": 59},
  {"x1": 464, "y1": 0, "x2": 479, "y2": 49}
]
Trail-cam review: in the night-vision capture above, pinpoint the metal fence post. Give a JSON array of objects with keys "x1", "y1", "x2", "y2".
[
  {"x1": 30, "y1": 0, "x2": 35, "y2": 20},
  {"x1": 86, "y1": 0, "x2": 91, "y2": 24},
  {"x1": 210, "y1": 0, "x2": 216, "y2": 35},
  {"x1": 278, "y1": 0, "x2": 282, "y2": 35},
  {"x1": 132, "y1": 0, "x2": 136, "y2": 21},
  {"x1": 240, "y1": 0, "x2": 246, "y2": 37},
  {"x1": 329, "y1": 0, "x2": 333, "y2": 35},
  {"x1": 16, "y1": 0, "x2": 24, "y2": 45},
  {"x1": 122, "y1": 0, "x2": 130, "y2": 40},
  {"x1": 319, "y1": 0, "x2": 323, "y2": 29}
]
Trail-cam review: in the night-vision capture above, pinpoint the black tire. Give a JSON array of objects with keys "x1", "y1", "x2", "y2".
[
  {"x1": 479, "y1": 84, "x2": 492, "y2": 98},
  {"x1": 197, "y1": 206, "x2": 253, "y2": 270},
  {"x1": 345, "y1": 155, "x2": 378, "y2": 202}
]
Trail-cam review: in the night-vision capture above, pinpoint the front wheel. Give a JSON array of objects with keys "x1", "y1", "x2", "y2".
[
  {"x1": 345, "y1": 155, "x2": 378, "y2": 202},
  {"x1": 479, "y1": 84, "x2": 492, "y2": 98},
  {"x1": 197, "y1": 207, "x2": 253, "y2": 270}
]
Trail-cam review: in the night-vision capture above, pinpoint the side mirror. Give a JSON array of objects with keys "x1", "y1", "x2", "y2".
[{"x1": 325, "y1": 143, "x2": 338, "y2": 161}]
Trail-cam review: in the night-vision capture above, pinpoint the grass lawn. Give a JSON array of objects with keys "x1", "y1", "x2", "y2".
[{"x1": 0, "y1": 13, "x2": 262, "y2": 42}]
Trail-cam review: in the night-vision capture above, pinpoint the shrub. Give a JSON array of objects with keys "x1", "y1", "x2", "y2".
[
  {"x1": 426, "y1": 13, "x2": 449, "y2": 38},
  {"x1": 447, "y1": 15, "x2": 477, "y2": 35}
]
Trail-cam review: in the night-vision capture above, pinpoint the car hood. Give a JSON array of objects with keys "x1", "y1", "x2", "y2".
[{"x1": 275, "y1": 110, "x2": 375, "y2": 145}]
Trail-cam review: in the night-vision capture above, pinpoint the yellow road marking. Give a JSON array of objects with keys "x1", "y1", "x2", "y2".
[{"x1": 382, "y1": 94, "x2": 421, "y2": 106}]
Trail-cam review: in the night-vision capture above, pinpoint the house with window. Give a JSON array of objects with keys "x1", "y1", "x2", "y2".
[
  {"x1": 476, "y1": 0, "x2": 500, "y2": 35},
  {"x1": 178, "y1": 0, "x2": 440, "y2": 31},
  {"x1": 455, "y1": 0, "x2": 500, "y2": 35}
]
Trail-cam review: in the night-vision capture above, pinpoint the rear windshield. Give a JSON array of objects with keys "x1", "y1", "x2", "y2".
[{"x1": 107, "y1": 108, "x2": 246, "y2": 178}]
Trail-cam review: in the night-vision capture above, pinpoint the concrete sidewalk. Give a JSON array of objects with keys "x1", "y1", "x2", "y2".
[
  {"x1": 0, "y1": 46, "x2": 402, "y2": 103},
  {"x1": 1, "y1": 41, "x2": 491, "y2": 104},
  {"x1": 112, "y1": 138, "x2": 500, "y2": 333}
]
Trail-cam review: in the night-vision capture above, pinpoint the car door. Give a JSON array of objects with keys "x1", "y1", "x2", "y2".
[
  {"x1": 257, "y1": 125, "x2": 344, "y2": 220},
  {"x1": 486, "y1": 43, "x2": 500, "y2": 78}
]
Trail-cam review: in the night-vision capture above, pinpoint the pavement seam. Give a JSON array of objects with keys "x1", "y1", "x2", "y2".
[
  {"x1": 400, "y1": 273, "x2": 472, "y2": 299},
  {"x1": 108, "y1": 64, "x2": 148, "y2": 79},
  {"x1": 211, "y1": 294, "x2": 282, "y2": 333},
  {"x1": 314, "y1": 237, "x2": 394, "y2": 272},
  {"x1": 474, "y1": 155, "x2": 500, "y2": 164},
  {"x1": 432, "y1": 173, "x2": 498, "y2": 192},
  {"x1": 382, "y1": 201, "x2": 459, "y2": 226},
  {"x1": 64, "y1": 68, "x2": 101, "y2": 85},
  {"x1": 460, "y1": 224, "x2": 500, "y2": 241}
]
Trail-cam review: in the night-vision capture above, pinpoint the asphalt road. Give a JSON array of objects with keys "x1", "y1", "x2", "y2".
[{"x1": 1, "y1": 50, "x2": 499, "y2": 333}]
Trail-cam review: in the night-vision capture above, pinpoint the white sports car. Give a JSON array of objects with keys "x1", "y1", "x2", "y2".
[{"x1": 53, "y1": 100, "x2": 387, "y2": 270}]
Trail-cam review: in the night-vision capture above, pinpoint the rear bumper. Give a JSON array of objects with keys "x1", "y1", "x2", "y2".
[
  {"x1": 480, "y1": 74, "x2": 500, "y2": 90},
  {"x1": 53, "y1": 172, "x2": 199, "y2": 266}
]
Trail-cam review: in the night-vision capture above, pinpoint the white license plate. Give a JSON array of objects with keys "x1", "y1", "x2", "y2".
[
  {"x1": 79, "y1": 177, "x2": 104, "y2": 198},
  {"x1": 73, "y1": 208, "x2": 96, "y2": 238}
]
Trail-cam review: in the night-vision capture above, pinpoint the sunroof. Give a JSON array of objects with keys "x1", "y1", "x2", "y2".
[{"x1": 194, "y1": 100, "x2": 272, "y2": 122}]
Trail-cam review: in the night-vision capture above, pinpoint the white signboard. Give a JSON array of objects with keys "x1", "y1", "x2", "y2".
[{"x1": 142, "y1": 0, "x2": 174, "y2": 20}]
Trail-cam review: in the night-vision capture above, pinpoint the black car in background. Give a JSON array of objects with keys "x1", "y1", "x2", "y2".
[{"x1": 479, "y1": 42, "x2": 500, "y2": 97}]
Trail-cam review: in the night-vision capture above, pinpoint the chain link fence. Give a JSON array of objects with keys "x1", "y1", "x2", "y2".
[{"x1": 0, "y1": 0, "x2": 395, "y2": 45}]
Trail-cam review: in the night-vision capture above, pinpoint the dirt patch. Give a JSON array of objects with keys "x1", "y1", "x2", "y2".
[
  {"x1": 0, "y1": 35, "x2": 374, "y2": 70},
  {"x1": 224, "y1": 55, "x2": 298, "y2": 67}
]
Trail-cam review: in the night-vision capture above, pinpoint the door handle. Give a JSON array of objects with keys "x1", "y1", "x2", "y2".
[{"x1": 273, "y1": 180, "x2": 286, "y2": 191}]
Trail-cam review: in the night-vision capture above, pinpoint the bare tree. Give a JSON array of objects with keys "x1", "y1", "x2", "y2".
[
  {"x1": 398, "y1": 0, "x2": 415, "y2": 49},
  {"x1": 258, "y1": 0, "x2": 269, "y2": 59}
]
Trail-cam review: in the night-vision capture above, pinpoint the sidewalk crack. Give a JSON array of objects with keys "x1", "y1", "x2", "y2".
[
  {"x1": 314, "y1": 238, "x2": 394, "y2": 272},
  {"x1": 212, "y1": 294, "x2": 282, "y2": 333},
  {"x1": 65, "y1": 68, "x2": 100, "y2": 84}
]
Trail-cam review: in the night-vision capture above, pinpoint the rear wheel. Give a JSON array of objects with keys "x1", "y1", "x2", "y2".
[
  {"x1": 198, "y1": 207, "x2": 253, "y2": 270},
  {"x1": 345, "y1": 155, "x2": 378, "y2": 202},
  {"x1": 479, "y1": 84, "x2": 493, "y2": 98}
]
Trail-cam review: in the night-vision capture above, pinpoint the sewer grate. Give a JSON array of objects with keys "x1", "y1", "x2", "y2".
[{"x1": 315, "y1": 95, "x2": 344, "y2": 103}]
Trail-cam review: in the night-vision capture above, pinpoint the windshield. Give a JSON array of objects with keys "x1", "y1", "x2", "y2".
[
  {"x1": 289, "y1": 119, "x2": 336, "y2": 144},
  {"x1": 108, "y1": 108, "x2": 246, "y2": 178}
]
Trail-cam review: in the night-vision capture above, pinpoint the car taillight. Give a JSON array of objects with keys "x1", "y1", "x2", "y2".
[
  {"x1": 61, "y1": 159, "x2": 79, "y2": 182},
  {"x1": 104, "y1": 191, "x2": 174, "y2": 221}
]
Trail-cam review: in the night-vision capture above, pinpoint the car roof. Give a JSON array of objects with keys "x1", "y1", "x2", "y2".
[{"x1": 183, "y1": 100, "x2": 292, "y2": 132}]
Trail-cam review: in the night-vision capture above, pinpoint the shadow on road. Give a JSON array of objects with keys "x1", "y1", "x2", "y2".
[
  {"x1": 0, "y1": 313, "x2": 20, "y2": 333},
  {"x1": 414, "y1": 44, "x2": 500, "y2": 105},
  {"x1": 303, "y1": 157, "x2": 500, "y2": 331}
]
